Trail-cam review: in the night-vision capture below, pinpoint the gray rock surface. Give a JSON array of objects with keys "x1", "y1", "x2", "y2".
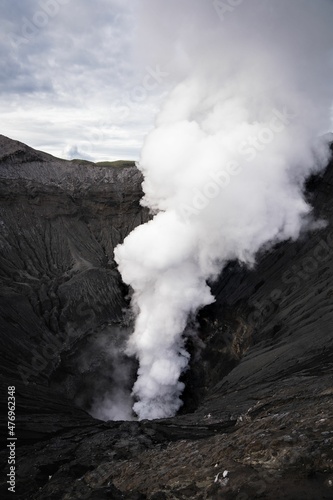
[{"x1": 0, "y1": 135, "x2": 332, "y2": 499}]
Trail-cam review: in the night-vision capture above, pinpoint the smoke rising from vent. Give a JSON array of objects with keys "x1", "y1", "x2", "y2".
[{"x1": 114, "y1": 0, "x2": 333, "y2": 420}]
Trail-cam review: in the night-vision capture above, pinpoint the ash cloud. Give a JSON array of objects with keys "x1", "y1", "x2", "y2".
[
  {"x1": 51, "y1": 325, "x2": 137, "y2": 422},
  {"x1": 115, "y1": 0, "x2": 333, "y2": 420}
]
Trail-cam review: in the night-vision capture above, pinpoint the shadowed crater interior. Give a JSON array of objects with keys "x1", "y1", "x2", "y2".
[{"x1": 1, "y1": 135, "x2": 333, "y2": 499}]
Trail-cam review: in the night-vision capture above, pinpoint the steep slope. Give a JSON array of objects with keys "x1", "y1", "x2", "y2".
[{"x1": 0, "y1": 134, "x2": 149, "y2": 440}]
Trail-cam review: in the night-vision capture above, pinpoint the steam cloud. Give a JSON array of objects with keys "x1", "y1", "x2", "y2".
[{"x1": 114, "y1": 0, "x2": 333, "y2": 420}]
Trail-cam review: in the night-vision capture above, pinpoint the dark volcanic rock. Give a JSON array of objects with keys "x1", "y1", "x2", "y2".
[
  {"x1": 0, "y1": 135, "x2": 333, "y2": 499},
  {"x1": 0, "y1": 134, "x2": 148, "y2": 439}
]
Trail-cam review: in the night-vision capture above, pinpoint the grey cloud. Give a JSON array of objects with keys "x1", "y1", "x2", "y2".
[
  {"x1": 114, "y1": 0, "x2": 333, "y2": 420},
  {"x1": 0, "y1": 0, "x2": 153, "y2": 160}
]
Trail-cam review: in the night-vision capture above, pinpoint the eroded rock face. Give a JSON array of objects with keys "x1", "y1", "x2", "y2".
[
  {"x1": 0, "y1": 134, "x2": 148, "y2": 436},
  {"x1": 0, "y1": 135, "x2": 332, "y2": 499}
]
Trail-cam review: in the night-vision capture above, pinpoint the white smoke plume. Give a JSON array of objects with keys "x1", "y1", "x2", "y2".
[{"x1": 114, "y1": 0, "x2": 333, "y2": 420}]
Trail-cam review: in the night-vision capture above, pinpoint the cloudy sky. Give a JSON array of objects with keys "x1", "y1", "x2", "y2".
[
  {"x1": 1, "y1": 1, "x2": 332, "y2": 162},
  {"x1": 0, "y1": 0, "x2": 172, "y2": 161}
]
